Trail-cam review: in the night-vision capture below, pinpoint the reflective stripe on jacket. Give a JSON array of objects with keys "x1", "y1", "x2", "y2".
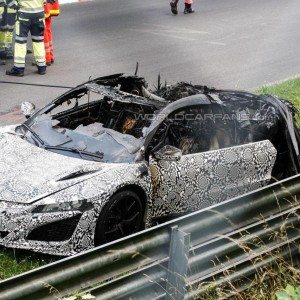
[
  {"x1": 7, "y1": 0, "x2": 44, "y2": 14},
  {"x1": 50, "y1": 0, "x2": 59, "y2": 16},
  {"x1": 44, "y1": 1, "x2": 59, "y2": 19}
]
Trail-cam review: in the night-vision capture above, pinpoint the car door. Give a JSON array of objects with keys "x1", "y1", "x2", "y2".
[{"x1": 148, "y1": 104, "x2": 277, "y2": 220}]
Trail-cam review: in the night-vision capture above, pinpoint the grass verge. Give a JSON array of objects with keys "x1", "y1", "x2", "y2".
[
  {"x1": 256, "y1": 77, "x2": 300, "y2": 108},
  {"x1": 0, "y1": 247, "x2": 55, "y2": 280}
]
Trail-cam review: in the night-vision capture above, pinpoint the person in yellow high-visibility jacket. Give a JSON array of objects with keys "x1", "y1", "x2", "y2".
[
  {"x1": 0, "y1": 0, "x2": 5, "y2": 65},
  {"x1": 0, "y1": 3, "x2": 16, "y2": 63},
  {"x1": 5, "y1": 0, "x2": 55, "y2": 76}
]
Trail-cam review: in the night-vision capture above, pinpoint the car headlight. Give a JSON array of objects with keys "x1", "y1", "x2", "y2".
[{"x1": 31, "y1": 199, "x2": 93, "y2": 213}]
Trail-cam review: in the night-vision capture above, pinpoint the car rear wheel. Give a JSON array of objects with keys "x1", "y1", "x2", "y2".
[{"x1": 94, "y1": 190, "x2": 144, "y2": 246}]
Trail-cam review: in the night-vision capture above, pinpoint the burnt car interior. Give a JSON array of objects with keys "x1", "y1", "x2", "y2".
[
  {"x1": 47, "y1": 74, "x2": 162, "y2": 139},
  {"x1": 147, "y1": 105, "x2": 235, "y2": 157},
  {"x1": 153, "y1": 82, "x2": 300, "y2": 180},
  {"x1": 218, "y1": 91, "x2": 300, "y2": 180},
  {"x1": 51, "y1": 91, "x2": 155, "y2": 139},
  {"x1": 19, "y1": 74, "x2": 300, "y2": 179},
  {"x1": 21, "y1": 75, "x2": 166, "y2": 163}
]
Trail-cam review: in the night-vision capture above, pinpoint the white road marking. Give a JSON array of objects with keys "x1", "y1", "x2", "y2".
[
  {"x1": 204, "y1": 41, "x2": 226, "y2": 46},
  {"x1": 145, "y1": 24, "x2": 210, "y2": 35},
  {"x1": 151, "y1": 29, "x2": 209, "y2": 35},
  {"x1": 129, "y1": 29, "x2": 197, "y2": 41},
  {"x1": 256, "y1": 74, "x2": 300, "y2": 89},
  {"x1": 60, "y1": 0, "x2": 92, "y2": 4}
]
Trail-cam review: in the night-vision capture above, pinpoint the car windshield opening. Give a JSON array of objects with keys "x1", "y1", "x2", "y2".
[{"x1": 23, "y1": 85, "x2": 155, "y2": 163}]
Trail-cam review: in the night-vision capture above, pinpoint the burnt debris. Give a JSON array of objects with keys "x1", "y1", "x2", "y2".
[{"x1": 18, "y1": 73, "x2": 300, "y2": 180}]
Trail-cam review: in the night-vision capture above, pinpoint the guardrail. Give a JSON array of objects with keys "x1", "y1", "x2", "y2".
[{"x1": 0, "y1": 175, "x2": 300, "y2": 300}]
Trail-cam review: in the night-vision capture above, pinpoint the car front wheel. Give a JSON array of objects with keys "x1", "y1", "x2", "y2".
[{"x1": 94, "y1": 190, "x2": 144, "y2": 245}]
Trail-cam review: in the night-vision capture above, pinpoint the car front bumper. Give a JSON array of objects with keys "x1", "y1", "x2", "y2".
[{"x1": 0, "y1": 202, "x2": 97, "y2": 256}]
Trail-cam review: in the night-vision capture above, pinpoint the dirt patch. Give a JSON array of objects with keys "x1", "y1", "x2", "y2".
[{"x1": 0, "y1": 106, "x2": 25, "y2": 126}]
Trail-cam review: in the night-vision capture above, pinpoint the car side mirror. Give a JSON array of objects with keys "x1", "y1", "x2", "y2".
[
  {"x1": 21, "y1": 101, "x2": 36, "y2": 119},
  {"x1": 153, "y1": 145, "x2": 182, "y2": 162}
]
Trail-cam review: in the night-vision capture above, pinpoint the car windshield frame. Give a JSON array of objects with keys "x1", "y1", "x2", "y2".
[{"x1": 20, "y1": 82, "x2": 163, "y2": 163}]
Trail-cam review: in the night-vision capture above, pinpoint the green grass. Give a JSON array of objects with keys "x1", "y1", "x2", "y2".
[
  {"x1": 0, "y1": 248, "x2": 55, "y2": 280},
  {"x1": 276, "y1": 284, "x2": 300, "y2": 300},
  {"x1": 256, "y1": 77, "x2": 300, "y2": 108},
  {"x1": 201, "y1": 260, "x2": 300, "y2": 300},
  {"x1": 0, "y1": 76, "x2": 300, "y2": 283}
]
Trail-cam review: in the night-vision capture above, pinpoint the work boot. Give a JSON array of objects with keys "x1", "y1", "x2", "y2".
[
  {"x1": 170, "y1": 1, "x2": 178, "y2": 15},
  {"x1": 6, "y1": 66, "x2": 24, "y2": 77},
  {"x1": 37, "y1": 66, "x2": 47, "y2": 75},
  {"x1": 184, "y1": 3, "x2": 194, "y2": 14}
]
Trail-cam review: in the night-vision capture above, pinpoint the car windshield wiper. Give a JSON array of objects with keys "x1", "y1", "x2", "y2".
[
  {"x1": 21, "y1": 123, "x2": 45, "y2": 145},
  {"x1": 43, "y1": 145, "x2": 104, "y2": 161}
]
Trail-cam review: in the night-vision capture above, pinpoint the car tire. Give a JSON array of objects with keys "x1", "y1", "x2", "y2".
[{"x1": 94, "y1": 190, "x2": 144, "y2": 246}]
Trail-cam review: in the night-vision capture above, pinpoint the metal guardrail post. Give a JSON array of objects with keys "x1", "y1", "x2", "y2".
[{"x1": 165, "y1": 226, "x2": 190, "y2": 300}]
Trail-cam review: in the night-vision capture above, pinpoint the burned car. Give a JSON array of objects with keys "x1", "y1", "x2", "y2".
[{"x1": 0, "y1": 73, "x2": 299, "y2": 256}]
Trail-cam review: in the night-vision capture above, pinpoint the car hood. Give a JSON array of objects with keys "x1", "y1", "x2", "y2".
[{"x1": 0, "y1": 129, "x2": 122, "y2": 204}]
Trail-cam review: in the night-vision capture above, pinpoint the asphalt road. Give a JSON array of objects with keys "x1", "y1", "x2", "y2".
[{"x1": 0, "y1": 0, "x2": 299, "y2": 125}]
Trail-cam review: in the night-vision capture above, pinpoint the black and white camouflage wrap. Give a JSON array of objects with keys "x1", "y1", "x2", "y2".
[
  {"x1": 149, "y1": 141, "x2": 276, "y2": 217},
  {"x1": 0, "y1": 124, "x2": 277, "y2": 256}
]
